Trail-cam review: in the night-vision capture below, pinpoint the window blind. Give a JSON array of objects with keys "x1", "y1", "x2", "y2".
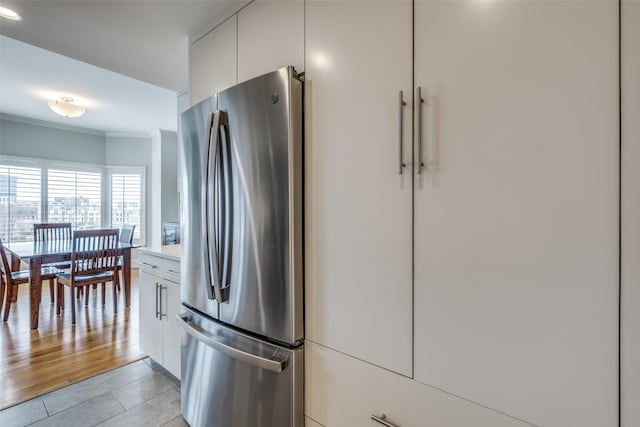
[
  {"x1": 110, "y1": 173, "x2": 142, "y2": 239},
  {"x1": 47, "y1": 169, "x2": 102, "y2": 230},
  {"x1": 0, "y1": 165, "x2": 42, "y2": 243}
]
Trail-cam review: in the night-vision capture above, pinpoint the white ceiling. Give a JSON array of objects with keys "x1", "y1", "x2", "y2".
[{"x1": 0, "y1": 0, "x2": 240, "y2": 135}]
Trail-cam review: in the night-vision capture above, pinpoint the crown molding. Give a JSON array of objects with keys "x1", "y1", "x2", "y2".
[
  {"x1": 105, "y1": 132, "x2": 154, "y2": 139},
  {"x1": 0, "y1": 113, "x2": 105, "y2": 137}
]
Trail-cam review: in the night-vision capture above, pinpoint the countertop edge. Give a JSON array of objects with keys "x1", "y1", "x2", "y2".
[{"x1": 138, "y1": 244, "x2": 181, "y2": 262}]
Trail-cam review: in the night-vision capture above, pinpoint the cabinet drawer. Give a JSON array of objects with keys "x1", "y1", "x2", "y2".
[
  {"x1": 305, "y1": 341, "x2": 529, "y2": 427},
  {"x1": 139, "y1": 252, "x2": 181, "y2": 283}
]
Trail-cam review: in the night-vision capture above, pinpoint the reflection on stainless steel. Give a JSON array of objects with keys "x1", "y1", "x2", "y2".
[
  {"x1": 179, "y1": 67, "x2": 304, "y2": 427},
  {"x1": 218, "y1": 67, "x2": 304, "y2": 346},
  {"x1": 180, "y1": 95, "x2": 219, "y2": 318},
  {"x1": 180, "y1": 308, "x2": 303, "y2": 427}
]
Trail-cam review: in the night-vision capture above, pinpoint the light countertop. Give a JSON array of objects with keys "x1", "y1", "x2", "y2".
[{"x1": 139, "y1": 244, "x2": 180, "y2": 262}]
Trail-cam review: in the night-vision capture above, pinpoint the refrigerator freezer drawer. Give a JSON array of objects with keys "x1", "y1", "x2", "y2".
[{"x1": 178, "y1": 307, "x2": 303, "y2": 427}]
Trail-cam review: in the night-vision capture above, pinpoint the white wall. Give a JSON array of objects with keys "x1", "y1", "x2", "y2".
[
  {"x1": 160, "y1": 131, "x2": 179, "y2": 224},
  {"x1": 0, "y1": 115, "x2": 106, "y2": 164},
  {"x1": 622, "y1": 1, "x2": 640, "y2": 425},
  {"x1": 104, "y1": 134, "x2": 153, "y2": 248},
  {"x1": 150, "y1": 129, "x2": 180, "y2": 247}
]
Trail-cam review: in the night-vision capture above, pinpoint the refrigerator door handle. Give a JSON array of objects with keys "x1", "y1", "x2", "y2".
[
  {"x1": 204, "y1": 112, "x2": 217, "y2": 301},
  {"x1": 177, "y1": 313, "x2": 288, "y2": 373},
  {"x1": 205, "y1": 109, "x2": 232, "y2": 303},
  {"x1": 218, "y1": 112, "x2": 233, "y2": 301}
]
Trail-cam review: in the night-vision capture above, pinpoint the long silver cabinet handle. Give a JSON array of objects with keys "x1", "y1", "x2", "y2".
[
  {"x1": 176, "y1": 314, "x2": 288, "y2": 373},
  {"x1": 159, "y1": 285, "x2": 167, "y2": 319},
  {"x1": 398, "y1": 90, "x2": 407, "y2": 174},
  {"x1": 371, "y1": 414, "x2": 399, "y2": 427},
  {"x1": 416, "y1": 86, "x2": 425, "y2": 174},
  {"x1": 141, "y1": 262, "x2": 158, "y2": 269},
  {"x1": 155, "y1": 283, "x2": 160, "y2": 319}
]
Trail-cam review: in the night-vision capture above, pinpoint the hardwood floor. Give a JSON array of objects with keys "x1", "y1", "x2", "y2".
[{"x1": 0, "y1": 269, "x2": 146, "y2": 410}]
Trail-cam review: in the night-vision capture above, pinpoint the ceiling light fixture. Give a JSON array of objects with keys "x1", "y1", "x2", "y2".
[
  {"x1": 0, "y1": 6, "x2": 22, "y2": 21},
  {"x1": 47, "y1": 97, "x2": 87, "y2": 118}
]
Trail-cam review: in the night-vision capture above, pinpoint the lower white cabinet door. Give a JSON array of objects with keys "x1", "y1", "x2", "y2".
[
  {"x1": 162, "y1": 280, "x2": 181, "y2": 380},
  {"x1": 305, "y1": 416, "x2": 323, "y2": 427},
  {"x1": 305, "y1": 341, "x2": 529, "y2": 427},
  {"x1": 139, "y1": 271, "x2": 164, "y2": 364}
]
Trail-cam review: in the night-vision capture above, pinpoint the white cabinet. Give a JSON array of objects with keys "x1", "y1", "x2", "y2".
[
  {"x1": 622, "y1": 2, "x2": 640, "y2": 426},
  {"x1": 305, "y1": 341, "x2": 529, "y2": 427},
  {"x1": 412, "y1": 2, "x2": 619, "y2": 425},
  {"x1": 139, "y1": 250, "x2": 182, "y2": 379},
  {"x1": 305, "y1": 0, "x2": 413, "y2": 377},
  {"x1": 190, "y1": 15, "x2": 237, "y2": 106},
  {"x1": 306, "y1": 0, "x2": 618, "y2": 425},
  {"x1": 237, "y1": 0, "x2": 304, "y2": 82}
]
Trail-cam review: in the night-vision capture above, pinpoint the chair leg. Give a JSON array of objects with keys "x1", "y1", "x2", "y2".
[
  {"x1": 56, "y1": 284, "x2": 62, "y2": 315},
  {"x1": 49, "y1": 279, "x2": 55, "y2": 304},
  {"x1": 84, "y1": 285, "x2": 89, "y2": 306},
  {"x1": 0, "y1": 278, "x2": 5, "y2": 315},
  {"x1": 3, "y1": 285, "x2": 12, "y2": 321},
  {"x1": 101, "y1": 283, "x2": 106, "y2": 306},
  {"x1": 70, "y1": 286, "x2": 76, "y2": 325},
  {"x1": 112, "y1": 279, "x2": 118, "y2": 314}
]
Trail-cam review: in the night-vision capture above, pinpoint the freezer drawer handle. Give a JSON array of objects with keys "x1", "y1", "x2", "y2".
[
  {"x1": 177, "y1": 314, "x2": 288, "y2": 373},
  {"x1": 371, "y1": 414, "x2": 399, "y2": 427}
]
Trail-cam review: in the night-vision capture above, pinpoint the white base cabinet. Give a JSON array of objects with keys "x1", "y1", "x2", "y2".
[
  {"x1": 305, "y1": 341, "x2": 529, "y2": 427},
  {"x1": 139, "y1": 250, "x2": 181, "y2": 379}
]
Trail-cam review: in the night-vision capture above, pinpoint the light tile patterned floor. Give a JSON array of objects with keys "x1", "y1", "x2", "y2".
[{"x1": 0, "y1": 359, "x2": 187, "y2": 427}]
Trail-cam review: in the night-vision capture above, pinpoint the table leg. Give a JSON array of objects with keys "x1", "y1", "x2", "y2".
[
  {"x1": 10, "y1": 254, "x2": 20, "y2": 303},
  {"x1": 30, "y1": 257, "x2": 42, "y2": 330},
  {"x1": 124, "y1": 248, "x2": 131, "y2": 308}
]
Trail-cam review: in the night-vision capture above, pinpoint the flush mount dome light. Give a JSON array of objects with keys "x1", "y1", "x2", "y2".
[
  {"x1": 48, "y1": 97, "x2": 87, "y2": 118},
  {"x1": 0, "y1": 6, "x2": 22, "y2": 21}
]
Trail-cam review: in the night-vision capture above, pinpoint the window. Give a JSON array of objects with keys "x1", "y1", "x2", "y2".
[
  {"x1": 0, "y1": 165, "x2": 42, "y2": 243},
  {"x1": 0, "y1": 157, "x2": 146, "y2": 244},
  {"x1": 110, "y1": 172, "x2": 143, "y2": 241},
  {"x1": 47, "y1": 169, "x2": 102, "y2": 230}
]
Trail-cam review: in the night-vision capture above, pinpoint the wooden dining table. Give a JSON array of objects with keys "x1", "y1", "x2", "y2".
[{"x1": 4, "y1": 239, "x2": 135, "y2": 329}]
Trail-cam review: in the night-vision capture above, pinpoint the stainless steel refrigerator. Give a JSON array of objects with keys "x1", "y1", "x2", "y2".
[{"x1": 177, "y1": 67, "x2": 304, "y2": 427}]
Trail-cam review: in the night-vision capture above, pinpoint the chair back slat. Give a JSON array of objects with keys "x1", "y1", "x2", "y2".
[
  {"x1": 34, "y1": 223, "x2": 72, "y2": 242},
  {"x1": 119, "y1": 224, "x2": 136, "y2": 245},
  {"x1": 71, "y1": 229, "x2": 119, "y2": 279},
  {"x1": 0, "y1": 239, "x2": 12, "y2": 286}
]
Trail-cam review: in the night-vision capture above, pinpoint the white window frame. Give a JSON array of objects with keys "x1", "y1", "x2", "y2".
[{"x1": 106, "y1": 166, "x2": 147, "y2": 246}]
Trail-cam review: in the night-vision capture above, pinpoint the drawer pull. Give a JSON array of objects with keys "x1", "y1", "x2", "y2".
[
  {"x1": 141, "y1": 262, "x2": 158, "y2": 269},
  {"x1": 371, "y1": 414, "x2": 398, "y2": 427},
  {"x1": 167, "y1": 269, "x2": 180, "y2": 276}
]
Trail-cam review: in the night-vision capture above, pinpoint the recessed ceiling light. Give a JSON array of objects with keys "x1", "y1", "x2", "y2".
[
  {"x1": 0, "y1": 6, "x2": 22, "y2": 21},
  {"x1": 48, "y1": 97, "x2": 87, "y2": 118}
]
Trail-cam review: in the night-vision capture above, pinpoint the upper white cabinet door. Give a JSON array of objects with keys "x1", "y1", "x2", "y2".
[
  {"x1": 622, "y1": 1, "x2": 640, "y2": 426},
  {"x1": 413, "y1": 1, "x2": 619, "y2": 425},
  {"x1": 305, "y1": 0, "x2": 413, "y2": 376},
  {"x1": 237, "y1": 0, "x2": 304, "y2": 82},
  {"x1": 190, "y1": 16, "x2": 237, "y2": 106}
]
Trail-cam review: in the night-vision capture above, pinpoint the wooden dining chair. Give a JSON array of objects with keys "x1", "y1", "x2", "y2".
[
  {"x1": 34, "y1": 223, "x2": 72, "y2": 242},
  {"x1": 56, "y1": 229, "x2": 120, "y2": 325},
  {"x1": 34, "y1": 222, "x2": 73, "y2": 302},
  {"x1": 119, "y1": 224, "x2": 136, "y2": 245},
  {"x1": 0, "y1": 238, "x2": 60, "y2": 322},
  {"x1": 114, "y1": 224, "x2": 135, "y2": 292}
]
